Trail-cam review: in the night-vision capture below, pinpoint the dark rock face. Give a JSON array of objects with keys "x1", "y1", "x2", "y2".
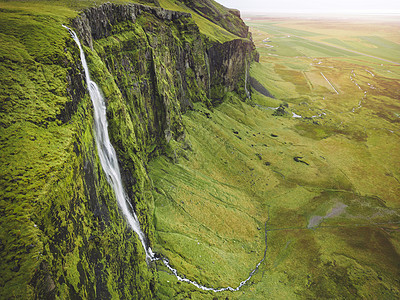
[
  {"x1": 208, "y1": 38, "x2": 258, "y2": 100},
  {"x1": 229, "y1": 9, "x2": 241, "y2": 18},
  {"x1": 71, "y1": 2, "x2": 258, "y2": 146},
  {"x1": 71, "y1": 3, "x2": 192, "y2": 50},
  {"x1": 57, "y1": 39, "x2": 87, "y2": 123},
  {"x1": 71, "y1": 3, "x2": 208, "y2": 149}
]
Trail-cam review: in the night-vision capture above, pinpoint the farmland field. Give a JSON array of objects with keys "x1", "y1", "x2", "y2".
[{"x1": 150, "y1": 14, "x2": 400, "y2": 298}]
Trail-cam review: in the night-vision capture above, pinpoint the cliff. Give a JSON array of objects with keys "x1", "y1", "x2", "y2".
[
  {"x1": 0, "y1": 0, "x2": 257, "y2": 299},
  {"x1": 176, "y1": 0, "x2": 251, "y2": 38}
]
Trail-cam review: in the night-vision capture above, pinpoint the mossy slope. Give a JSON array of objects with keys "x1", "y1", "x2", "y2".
[{"x1": 0, "y1": 2, "x2": 157, "y2": 298}]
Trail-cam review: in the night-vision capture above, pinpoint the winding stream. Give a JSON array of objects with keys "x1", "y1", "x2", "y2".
[
  {"x1": 64, "y1": 25, "x2": 267, "y2": 293},
  {"x1": 350, "y1": 70, "x2": 368, "y2": 113}
]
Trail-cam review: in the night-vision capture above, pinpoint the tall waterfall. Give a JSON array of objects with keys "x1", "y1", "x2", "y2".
[
  {"x1": 205, "y1": 52, "x2": 211, "y2": 98},
  {"x1": 245, "y1": 61, "x2": 251, "y2": 99},
  {"x1": 64, "y1": 25, "x2": 267, "y2": 292},
  {"x1": 62, "y1": 25, "x2": 154, "y2": 261}
]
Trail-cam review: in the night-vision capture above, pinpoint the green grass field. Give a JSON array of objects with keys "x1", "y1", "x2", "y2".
[{"x1": 150, "y1": 14, "x2": 400, "y2": 298}]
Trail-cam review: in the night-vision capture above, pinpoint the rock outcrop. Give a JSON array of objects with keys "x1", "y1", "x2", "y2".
[
  {"x1": 208, "y1": 38, "x2": 258, "y2": 100},
  {"x1": 71, "y1": 3, "x2": 192, "y2": 50},
  {"x1": 177, "y1": 0, "x2": 250, "y2": 38}
]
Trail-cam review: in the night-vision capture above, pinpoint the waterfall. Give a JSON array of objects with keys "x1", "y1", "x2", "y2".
[
  {"x1": 205, "y1": 52, "x2": 211, "y2": 98},
  {"x1": 245, "y1": 61, "x2": 251, "y2": 99},
  {"x1": 64, "y1": 25, "x2": 267, "y2": 292},
  {"x1": 62, "y1": 25, "x2": 154, "y2": 261}
]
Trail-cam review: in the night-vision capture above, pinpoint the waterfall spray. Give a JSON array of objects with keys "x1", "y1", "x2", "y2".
[{"x1": 64, "y1": 25, "x2": 267, "y2": 292}]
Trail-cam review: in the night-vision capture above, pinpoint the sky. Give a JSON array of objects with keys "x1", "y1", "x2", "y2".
[{"x1": 216, "y1": 0, "x2": 400, "y2": 14}]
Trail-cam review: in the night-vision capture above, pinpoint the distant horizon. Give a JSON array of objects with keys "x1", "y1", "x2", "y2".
[
  {"x1": 216, "y1": 0, "x2": 400, "y2": 15},
  {"x1": 241, "y1": 10, "x2": 400, "y2": 14},
  {"x1": 240, "y1": 10, "x2": 400, "y2": 16}
]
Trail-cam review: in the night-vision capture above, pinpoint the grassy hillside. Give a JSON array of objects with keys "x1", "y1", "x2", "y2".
[
  {"x1": 149, "y1": 15, "x2": 400, "y2": 299},
  {"x1": 0, "y1": 3, "x2": 77, "y2": 297}
]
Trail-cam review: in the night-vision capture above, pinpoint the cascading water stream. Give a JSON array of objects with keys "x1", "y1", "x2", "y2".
[
  {"x1": 64, "y1": 25, "x2": 267, "y2": 292},
  {"x1": 245, "y1": 60, "x2": 251, "y2": 99},
  {"x1": 205, "y1": 52, "x2": 211, "y2": 98},
  {"x1": 62, "y1": 25, "x2": 154, "y2": 261}
]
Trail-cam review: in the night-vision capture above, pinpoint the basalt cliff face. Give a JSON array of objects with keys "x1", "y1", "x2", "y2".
[{"x1": 0, "y1": 1, "x2": 257, "y2": 299}]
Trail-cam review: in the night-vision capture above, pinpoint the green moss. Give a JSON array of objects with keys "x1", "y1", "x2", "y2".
[
  {"x1": 0, "y1": 1, "x2": 159, "y2": 298},
  {"x1": 158, "y1": 0, "x2": 238, "y2": 43},
  {"x1": 0, "y1": 4, "x2": 80, "y2": 298}
]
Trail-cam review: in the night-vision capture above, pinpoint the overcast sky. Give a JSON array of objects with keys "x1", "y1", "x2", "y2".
[{"x1": 216, "y1": 0, "x2": 400, "y2": 14}]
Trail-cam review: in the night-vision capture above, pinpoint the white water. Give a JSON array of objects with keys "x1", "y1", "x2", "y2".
[
  {"x1": 162, "y1": 253, "x2": 266, "y2": 292},
  {"x1": 63, "y1": 25, "x2": 154, "y2": 261},
  {"x1": 366, "y1": 69, "x2": 375, "y2": 77},
  {"x1": 245, "y1": 62, "x2": 251, "y2": 99},
  {"x1": 205, "y1": 52, "x2": 211, "y2": 98},
  {"x1": 350, "y1": 70, "x2": 368, "y2": 113},
  {"x1": 292, "y1": 112, "x2": 302, "y2": 118},
  {"x1": 64, "y1": 25, "x2": 267, "y2": 292}
]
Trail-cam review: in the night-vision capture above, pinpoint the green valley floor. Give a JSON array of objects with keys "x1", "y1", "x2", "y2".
[{"x1": 149, "y1": 14, "x2": 400, "y2": 299}]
